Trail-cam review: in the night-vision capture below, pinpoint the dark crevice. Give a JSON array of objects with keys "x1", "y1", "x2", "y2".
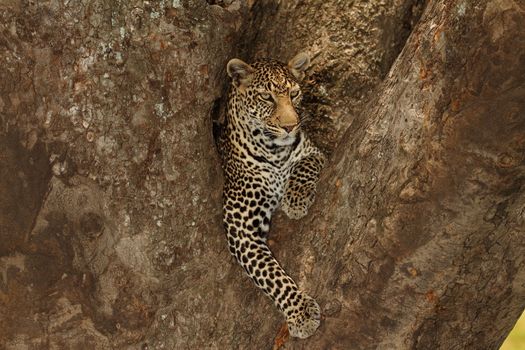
[
  {"x1": 237, "y1": 0, "x2": 280, "y2": 60},
  {"x1": 379, "y1": 0, "x2": 427, "y2": 78},
  {"x1": 206, "y1": 0, "x2": 229, "y2": 8},
  {"x1": 211, "y1": 96, "x2": 226, "y2": 150}
]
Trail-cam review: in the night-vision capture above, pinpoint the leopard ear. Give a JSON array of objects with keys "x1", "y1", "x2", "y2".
[
  {"x1": 227, "y1": 58, "x2": 254, "y2": 88},
  {"x1": 288, "y1": 52, "x2": 310, "y2": 80}
]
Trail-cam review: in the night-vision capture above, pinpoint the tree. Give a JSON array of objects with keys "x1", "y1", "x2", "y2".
[{"x1": 1, "y1": 0, "x2": 524, "y2": 349}]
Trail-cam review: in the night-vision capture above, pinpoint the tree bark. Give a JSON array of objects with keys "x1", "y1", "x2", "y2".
[
  {"x1": 1, "y1": 1, "x2": 247, "y2": 348},
  {"x1": 242, "y1": 0, "x2": 425, "y2": 154},
  {"x1": 1, "y1": 0, "x2": 524, "y2": 349},
  {"x1": 284, "y1": 0, "x2": 525, "y2": 349}
]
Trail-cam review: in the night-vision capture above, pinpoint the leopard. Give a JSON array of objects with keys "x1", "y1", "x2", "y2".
[{"x1": 217, "y1": 52, "x2": 326, "y2": 339}]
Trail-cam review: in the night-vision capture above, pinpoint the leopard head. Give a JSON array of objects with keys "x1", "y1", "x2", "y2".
[{"x1": 226, "y1": 53, "x2": 310, "y2": 146}]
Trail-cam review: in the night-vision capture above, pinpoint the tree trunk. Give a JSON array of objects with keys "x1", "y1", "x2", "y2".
[
  {"x1": 1, "y1": 0, "x2": 524, "y2": 349},
  {"x1": 285, "y1": 0, "x2": 525, "y2": 348}
]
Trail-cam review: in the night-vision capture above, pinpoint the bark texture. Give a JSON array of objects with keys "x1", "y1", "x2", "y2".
[
  {"x1": 286, "y1": 0, "x2": 525, "y2": 348},
  {"x1": 1, "y1": 1, "x2": 247, "y2": 348},
  {"x1": 242, "y1": 0, "x2": 425, "y2": 154},
  {"x1": 1, "y1": 0, "x2": 524, "y2": 349}
]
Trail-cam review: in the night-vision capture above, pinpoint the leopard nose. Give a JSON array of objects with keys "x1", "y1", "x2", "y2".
[{"x1": 283, "y1": 125, "x2": 296, "y2": 133}]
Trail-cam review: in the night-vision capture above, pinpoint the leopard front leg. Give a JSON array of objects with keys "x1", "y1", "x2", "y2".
[
  {"x1": 281, "y1": 150, "x2": 325, "y2": 220},
  {"x1": 223, "y1": 179, "x2": 321, "y2": 338}
]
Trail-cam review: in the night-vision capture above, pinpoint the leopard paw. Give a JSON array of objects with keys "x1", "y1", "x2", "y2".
[
  {"x1": 281, "y1": 187, "x2": 315, "y2": 220},
  {"x1": 286, "y1": 294, "x2": 321, "y2": 339},
  {"x1": 280, "y1": 200, "x2": 309, "y2": 220}
]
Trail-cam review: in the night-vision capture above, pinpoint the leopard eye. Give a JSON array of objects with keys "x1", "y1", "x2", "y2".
[
  {"x1": 290, "y1": 90, "x2": 300, "y2": 98},
  {"x1": 259, "y1": 92, "x2": 273, "y2": 101}
]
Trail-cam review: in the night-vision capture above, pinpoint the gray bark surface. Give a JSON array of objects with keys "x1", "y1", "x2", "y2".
[{"x1": 1, "y1": 0, "x2": 524, "y2": 349}]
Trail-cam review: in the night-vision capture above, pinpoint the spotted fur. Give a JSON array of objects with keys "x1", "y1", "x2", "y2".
[{"x1": 218, "y1": 53, "x2": 325, "y2": 338}]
